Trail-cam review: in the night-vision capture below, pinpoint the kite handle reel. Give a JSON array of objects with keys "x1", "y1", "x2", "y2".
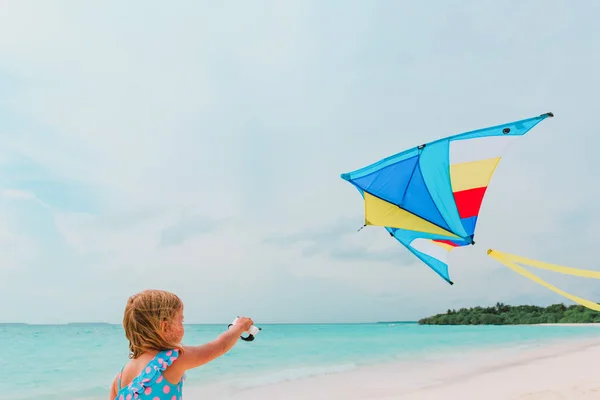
[{"x1": 228, "y1": 317, "x2": 261, "y2": 342}]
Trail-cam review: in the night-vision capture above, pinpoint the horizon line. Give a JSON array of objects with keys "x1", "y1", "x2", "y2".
[{"x1": 0, "y1": 320, "x2": 419, "y2": 326}]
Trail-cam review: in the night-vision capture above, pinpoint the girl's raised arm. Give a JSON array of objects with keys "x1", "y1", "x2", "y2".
[{"x1": 166, "y1": 317, "x2": 253, "y2": 378}]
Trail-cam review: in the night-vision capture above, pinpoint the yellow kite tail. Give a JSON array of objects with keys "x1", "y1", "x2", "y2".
[
  {"x1": 488, "y1": 249, "x2": 600, "y2": 279},
  {"x1": 487, "y1": 249, "x2": 600, "y2": 312}
]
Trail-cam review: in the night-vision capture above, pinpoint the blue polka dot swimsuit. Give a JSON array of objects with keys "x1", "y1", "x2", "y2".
[{"x1": 115, "y1": 349, "x2": 184, "y2": 400}]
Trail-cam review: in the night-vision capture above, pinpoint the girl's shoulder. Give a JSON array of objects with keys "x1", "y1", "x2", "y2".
[{"x1": 115, "y1": 349, "x2": 183, "y2": 400}]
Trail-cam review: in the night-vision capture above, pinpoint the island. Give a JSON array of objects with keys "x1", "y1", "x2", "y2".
[{"x1": 418, "y1": 302, "x2": 600, "y2": 325}]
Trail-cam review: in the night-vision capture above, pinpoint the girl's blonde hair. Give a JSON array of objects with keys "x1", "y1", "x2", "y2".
[{"x1": 122, "y1": 289, "x2": 184, "y2": 358}]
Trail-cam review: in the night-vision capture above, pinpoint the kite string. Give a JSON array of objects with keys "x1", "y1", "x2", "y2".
[{"x1": 486, "y1": 249, "x2": 600, "y2": 312}]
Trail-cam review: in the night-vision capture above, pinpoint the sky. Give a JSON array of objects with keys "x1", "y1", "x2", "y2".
[{"x1": 0, "y1": 0, "x2": 599, "y2": 324}]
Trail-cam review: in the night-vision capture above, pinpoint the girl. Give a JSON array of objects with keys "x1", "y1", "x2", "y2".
[{"x1": 109, "y1": 289, "x2": 254, "y2": 400}]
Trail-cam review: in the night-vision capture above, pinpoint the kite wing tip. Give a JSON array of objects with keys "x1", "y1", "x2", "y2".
[
  {"x1": 544, "y1": 111, "x2": 554, "y2": 118},
  {"x1": 487, "y1": 249, "x2": 493, "y2": 255}
]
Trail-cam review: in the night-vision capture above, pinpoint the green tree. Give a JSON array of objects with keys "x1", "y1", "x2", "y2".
[{"x1": 418, "y1": 302, "x2": 600, "y2": 325}]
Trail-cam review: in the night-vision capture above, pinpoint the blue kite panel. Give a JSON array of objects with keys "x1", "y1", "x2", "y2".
[
  {"x1": 341, "y1": 147, "x2": 419, "y2": 181},
  {"x1": 400, "y1": 161, "x2": 450, "y2": 231},
  {"x1": 350, "y1": 155, "x2": 419, "y2": 205},
  {"x1": 410, "y1": 247, "x2": 452, "y2": 283},
  {"x1": 418, "y1": 140, "x2": 468, "y2": 239},
  {"x1": 448, "y1": 113, "x2": 551, "y2": 141},
  {"x1": 387, "y1": 228, "x2": 452, "y2": 283},
  {"x1": 461, "y1": 216, "x2": 478, "y2": 236}
]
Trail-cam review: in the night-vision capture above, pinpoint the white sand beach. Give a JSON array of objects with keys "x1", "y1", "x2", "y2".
[{"x1": 187, "y1": 335, "x2": 600, "y2": 399}]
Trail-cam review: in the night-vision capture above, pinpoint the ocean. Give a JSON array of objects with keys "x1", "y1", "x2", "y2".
[{"x1": 2, "y1": 322, "x2": 599, "y2": 399}]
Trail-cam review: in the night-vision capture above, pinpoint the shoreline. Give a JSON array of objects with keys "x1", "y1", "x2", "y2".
[
  {"x1": 4, "y1": 321, "x2": 600, "y2": 326},
  {"x1": 184, "y1": 335, "x2": 600, "y2": 399},
  {"x1": 534, "y1": 322, "x2": 600, "y2": 326}
]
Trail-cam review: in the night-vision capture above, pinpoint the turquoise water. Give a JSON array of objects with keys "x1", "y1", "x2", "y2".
[{"x1": 2, "y1": 322, "x2": 598, "y2": 399}]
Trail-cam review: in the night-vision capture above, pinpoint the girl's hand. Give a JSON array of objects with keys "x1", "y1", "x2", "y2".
[{"x1": 233, "y1": 316, "x2": 254, "y2": 331}]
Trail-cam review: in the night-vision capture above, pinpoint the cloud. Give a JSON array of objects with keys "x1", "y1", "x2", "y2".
[
  {"x1": 0, "y1": 0, "x2": 599, "y2": 324},
  {"x1": 159, "y1": 210, "x2": 225, "y2": 247},
  {"x1": 264, "y1": 217, "x2": 415, "y2": 264}
]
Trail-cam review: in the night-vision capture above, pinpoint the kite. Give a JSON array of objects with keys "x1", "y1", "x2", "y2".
[{"x1": 340, "y1": 112, "x2": 554, "y2": 285}]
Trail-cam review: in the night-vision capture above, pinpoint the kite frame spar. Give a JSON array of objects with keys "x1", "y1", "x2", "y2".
[{"x1": 340, "y1": 112, "x2": 554, "y2": 285}]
